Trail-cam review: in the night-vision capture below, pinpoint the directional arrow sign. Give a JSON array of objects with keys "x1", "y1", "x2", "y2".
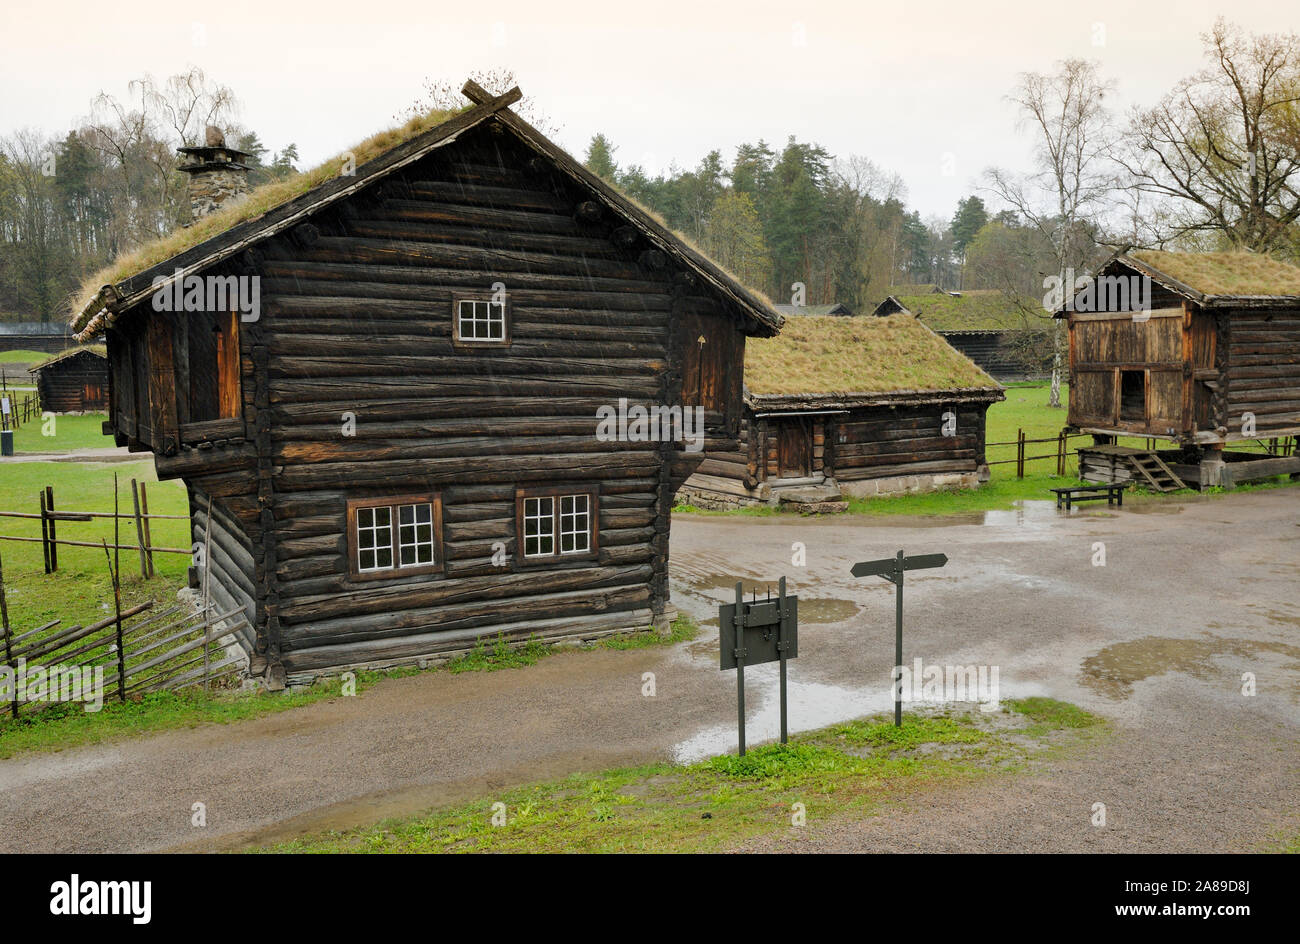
[
  {"x1": 851, "y1": 549, "x2": 949, "y2": 727},
  {"x1": 851, "y1": 553, "x2": 947, "y2": 579}
]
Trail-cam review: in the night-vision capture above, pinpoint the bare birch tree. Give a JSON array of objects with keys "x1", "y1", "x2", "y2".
[{"x1": 984, "y1": 58, "x2": 1116, "y2": 407}]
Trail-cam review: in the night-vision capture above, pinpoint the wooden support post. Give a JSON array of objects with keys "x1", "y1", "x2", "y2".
[
  {"x1": 131, "y1": 479, "x2": 148, "y2": 579},
  {"x1": 45, "y1": 486, "x2": 57, "y2": 572},
  {"x1": 1016, "y1": 429, "x2": 1026, "y2": 479},
  {"x1": 140, "y1": 483, "x2": 155, "y2": 578}
]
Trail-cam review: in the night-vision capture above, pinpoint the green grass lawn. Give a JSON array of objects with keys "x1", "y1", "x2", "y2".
[
  {"x1": 264, "y1": 697, "x2": 1105, "y2": 854},
  {"x1": 0, "y1": 460, "x2": 190, "y2": 633},
  {"x1": 0, "y1": 349, "x2": 48, "y2": 364},
  {"x1": 9, "y1": 411, "x2": 116, "y2": 453}
]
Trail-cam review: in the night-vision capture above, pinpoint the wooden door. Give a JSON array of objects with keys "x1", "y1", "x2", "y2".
[
  {"x1": 777, "y1": 418, "x2": 812, "y2": 477},
  {"x1": 215, "y1": 310, "x2": 241, "y2": 419}
]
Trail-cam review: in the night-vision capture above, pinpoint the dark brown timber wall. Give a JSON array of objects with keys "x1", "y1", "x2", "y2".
[{"x1": 110, "y1": 121, "x2": 751, "y2": 676}]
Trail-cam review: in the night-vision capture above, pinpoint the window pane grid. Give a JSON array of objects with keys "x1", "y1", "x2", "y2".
[
  {"x1": 356, "y1": 506, "x2": 392, "y2": 572},
  {"x1": 524, "y1": 496, "x2": 554, "y2": 557},
  {"x1": 457, "y1": 299, "x2": 505, "y2": 342},
  {"x1": 559, "y1": 494, "x2": 590, "y2": 554},
  {"x1": 354, "y1": 500, "x2": 437, "y2": 575},
  {"x1": 397, "y1": 502, "x2": 435, "y2": 567}
]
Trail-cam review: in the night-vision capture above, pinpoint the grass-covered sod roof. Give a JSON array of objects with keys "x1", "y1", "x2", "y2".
[
  {"x1": 744, "y1": 314, "x2": 1000, "y2": 398},
  {"x1": 69, "y1": 107, "x2": 460, "y2": 326},
  {"x1": 1127, "y1": 250, "x2": 1300, "y2": 298},
  {"x1": 32, "y1": 345, "x2": 107, "y2": 370},
  {"x1": 886, "y1": 290, "x2": 1037, "y2": 331}
]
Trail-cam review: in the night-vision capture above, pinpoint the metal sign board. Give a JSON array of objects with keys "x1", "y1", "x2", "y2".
[
  {"x1": 717, "y1": 577, "x2": 799, "y2": 755},
  {"x1": 851, "y1": 553, "x2": 947, "y2": 580},
  {"x1": 718, "y1": 598, "x2": 798, "y2": 670}
]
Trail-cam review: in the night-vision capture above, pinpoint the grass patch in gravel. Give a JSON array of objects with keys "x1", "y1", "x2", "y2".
[{"x1": 263, "y1": 698, "x2": 1104, "y2": 854}]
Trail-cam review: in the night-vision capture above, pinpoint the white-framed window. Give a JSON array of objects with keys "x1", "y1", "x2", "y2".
[
  {"x1": 559, "y1": 494, "x2": 591, "y2": 555},
  {"x1": 356, "y1": 505, "x2": 394, "y2": 572},
  {"x1": 454, "y1": 298, "x2": 508, "y2": 344},
  {"x1": 348, "y1": 495, "x2": 442, "y2": 579},
  {"x1": 517, "y1": 488, "x2": 597, "y2": 562},
  {"x1": 523, "y1": 496, "x2": 555, "y2": 558}
]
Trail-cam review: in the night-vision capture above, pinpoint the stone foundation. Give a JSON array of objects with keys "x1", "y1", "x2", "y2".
[{"x1": 838, "y1": 470, "x2": 980, "y2": 499}]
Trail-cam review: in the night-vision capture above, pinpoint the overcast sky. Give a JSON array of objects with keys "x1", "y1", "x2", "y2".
[{"x1": 2, "y1": 0, "x2": 1295, "y2": 218}]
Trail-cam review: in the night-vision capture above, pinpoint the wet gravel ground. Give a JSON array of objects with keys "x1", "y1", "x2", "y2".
[{"x1": 1, "y1": 489, "x2": 1296, "y2": 853}]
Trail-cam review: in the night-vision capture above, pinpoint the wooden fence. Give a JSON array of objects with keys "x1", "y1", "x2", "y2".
[
  {"x1": 0, "y1": 480, "x2": 190, "y2": 577},
  {"x1": 986, "y1": 429, "x2": 1090, "y2": 478},
  {"x1": 987, "y1": 429, "x2": 1299, "y2": 479},
  {"x1": 0, "y1": 549, "x2": 249, "y2": 717},
  {"x1": 0, "y1": 390, "x2": 41, "y2": 431}
]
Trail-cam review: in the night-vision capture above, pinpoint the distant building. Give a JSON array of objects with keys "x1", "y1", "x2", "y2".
[
  {"x1": 679, "y1": 314, "x2": 1004, "y2": 508},
  {"x1": 0, "y1": 321, "x2": 74, "y2": 355},
  {"x1": 774, "y1": 302, "x2": 853, "y2": 317},
  {"x1": 871, "y1": 290, "x2": 1046, "y2": 381},
  {"x1": 31, "y1": 346, "x2": 108, "y2": 413},
  {"x1": 1060, "y1": 251, "x2": 1300, "y2": 489}
]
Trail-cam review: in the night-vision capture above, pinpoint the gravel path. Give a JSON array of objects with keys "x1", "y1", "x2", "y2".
[{"x1": 0, "y1": 489, "x2": 1296, "y2": 852}]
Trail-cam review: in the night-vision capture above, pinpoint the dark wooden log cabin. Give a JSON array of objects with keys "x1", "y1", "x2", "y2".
[
  {"x1": 679, "y1": 315, "x2": 1004, "y2": 507},
  {"x1": 872, "y1": 291, "x2": 1048, "y2": 381},
  {"x1": 31, "y1": 346, "x2": 108, "y2": 412},
  {"x1": 1060, "y1": 251, "x2": 1300, "y2": 489},
  {"x1": 70, "y1": 82, "x2": 782, "y2": 686}
]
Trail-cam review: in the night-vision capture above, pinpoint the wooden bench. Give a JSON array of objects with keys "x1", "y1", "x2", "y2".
[{"x1": 1050, "y1": 483, "x2": 1128, "y2": 510}]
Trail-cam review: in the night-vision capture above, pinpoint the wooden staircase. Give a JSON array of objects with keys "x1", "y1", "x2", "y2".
[{"x1": 1125, "y1": 452, "x2": 1186, "y2": 492}]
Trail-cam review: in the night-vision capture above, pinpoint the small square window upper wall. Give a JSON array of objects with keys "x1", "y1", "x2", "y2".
[{"x1": 453, "y1": 295, "x2": 510, "y2": 347}]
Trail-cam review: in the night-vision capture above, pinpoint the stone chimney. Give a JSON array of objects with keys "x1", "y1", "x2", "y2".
[{"x1": 176, "y1": 126, "x2": 251, "y2": 224}]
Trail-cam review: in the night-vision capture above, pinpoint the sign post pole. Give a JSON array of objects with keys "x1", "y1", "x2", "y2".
[
  {"x1": 734, "y1": 581, "x2": 746, "y2": 756},
  {"x1": 851, "y1": 549, "x2": 949, "y2": 728},
  {"x1": 777, "y1": 576, "x2": 788, "y2": 744},
  {"x1": 893, "y1": 550, "x2": 904, "y2": 727}
]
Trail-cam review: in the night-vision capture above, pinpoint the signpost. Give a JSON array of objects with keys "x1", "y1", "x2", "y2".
[
  {"x1": 718, "y1": 576, "x2": 798, "y2": 755},
  {"x1": 851, "y1": 549, "x2": 948, "y2": 727}
]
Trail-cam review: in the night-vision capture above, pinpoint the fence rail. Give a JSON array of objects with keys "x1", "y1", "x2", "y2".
[
  {"x1": 0, "y1": 390, "x2": 41, "y2": 431},
  {"x1": 986, "y1": 428, "x2": 1299, "y2": 479},
  {"x1": 0, "y1": 480, "x2": 190, "y2": 577}
]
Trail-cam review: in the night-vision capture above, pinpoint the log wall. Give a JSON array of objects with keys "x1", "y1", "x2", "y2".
[
  {"x1": 108, "y1": 120, "x2": 754, "y2": 676},
  {"x1": 34, "y1": 353, "x2": 108, "y2": 413}
]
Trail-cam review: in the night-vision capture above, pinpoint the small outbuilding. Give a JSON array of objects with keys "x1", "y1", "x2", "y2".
[
  {"x1": 679, "y1": 315, "x2": 1005, "y2": 508},
  {"x1": 31, "y1": 346, "x2": 109, "y2": 413},
  {"x1": 872, "y1": 290, "x2": 1048, "y2": 381},
  {"x1": 1060, "y1": 251, "x2": 1300, "y2": 489}
]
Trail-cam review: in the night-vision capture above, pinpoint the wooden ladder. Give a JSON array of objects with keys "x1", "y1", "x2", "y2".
[{"x1": 1126, "y1": 452, "x2": 1186, "y2": 492}]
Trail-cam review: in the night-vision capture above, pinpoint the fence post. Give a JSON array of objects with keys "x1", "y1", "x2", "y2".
[
  {"x1": 130, "y1": 479, "x2": 148, "y2": 579},
  {"x1": 39, "y1": 489, "x2": 51, "y2": 574},
  {"x1": 0, "y1": 547, "x2": 16, "y2": 719},
  {"x1": 1016, "y1": 429, "x2": 1026, "y2": 479},
  {"x1": 45, "y1": 486, "x2": 57, "y2": 572},
  {"x1": 140, "y1": 483, "x2": 155, "y2": 578},
  {"x1": 1056, "y1": 430, "x2": 1065, "y2": 476}
]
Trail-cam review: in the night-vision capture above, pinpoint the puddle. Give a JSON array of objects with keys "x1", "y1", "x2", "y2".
[
  {"x1": 669, "y1": 666, "x2": 1047, "y2": 763},
  {"x1": 799, "y1": 598, "x2": 860, "y2": 624},
  {"x1": 1081, "y1": 634, "x2": 1300, "y2": 699}
]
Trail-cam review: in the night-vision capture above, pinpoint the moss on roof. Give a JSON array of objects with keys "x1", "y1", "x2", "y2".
[
  {"x1": 888, "y1": 290, "x2": 1037, "y2": 331},
  {"x1": 32, "y1": 345, "x2": 107, "y2": 370},
  {"x1": 884, "y1": 283, "x2": 940, "y2": 296},
  {"x1": 70, "y1": 107, "x2": 461, "y2": 322},
  {"x1": 1127, "y1": 250, "x2": 1300, "y2": 297},
  {"x1": 744, "y1": 314, "x2": 999, "y2": 397}
]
